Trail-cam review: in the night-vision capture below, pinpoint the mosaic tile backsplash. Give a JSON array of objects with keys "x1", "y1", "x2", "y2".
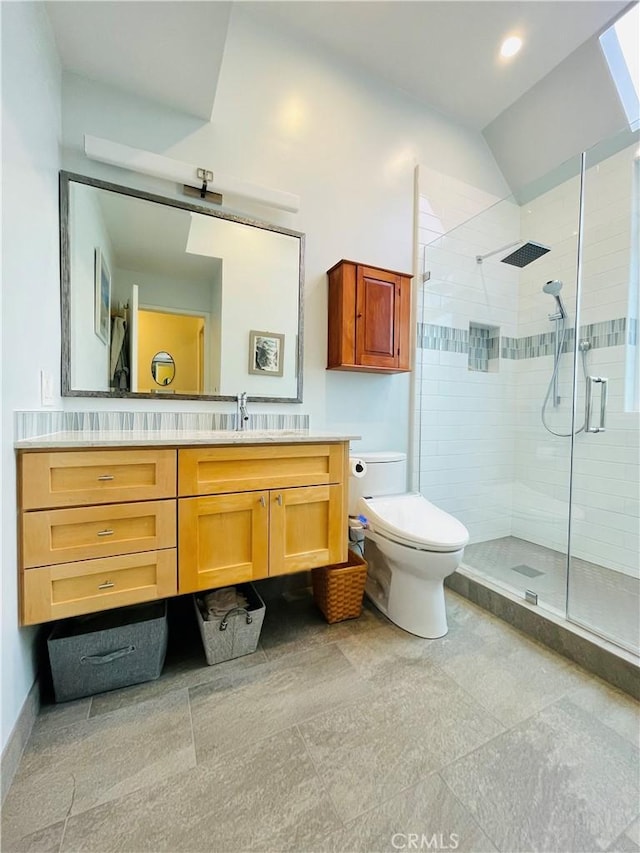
[
  {"x1": 417, "y1": 317, "x2": 631, "y2": 360},
  {"x1": 14, "y1": 410, "x2": 310, "y2": 441}
]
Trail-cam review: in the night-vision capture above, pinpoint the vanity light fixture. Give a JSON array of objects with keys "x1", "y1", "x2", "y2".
[
  {"x1": 84, "y1": 135, "x2": 300, "y2": 213},
  {"x1": 500, "y1": 35, "x2": 523, "y2": 59}
]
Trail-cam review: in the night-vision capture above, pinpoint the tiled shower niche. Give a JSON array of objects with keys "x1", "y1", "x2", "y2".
[{"x1": 468, "y1": 323, "x2": 500, "y2": 372}]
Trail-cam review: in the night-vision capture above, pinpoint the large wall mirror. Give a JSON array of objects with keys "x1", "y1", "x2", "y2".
[{"x1": 60, "y1": 172, "x2": 305, "y2": 402}]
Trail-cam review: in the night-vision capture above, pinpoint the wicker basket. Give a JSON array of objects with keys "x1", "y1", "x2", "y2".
[{"x1": 312, "y1": 550, "x2": 368, "y2": 623}]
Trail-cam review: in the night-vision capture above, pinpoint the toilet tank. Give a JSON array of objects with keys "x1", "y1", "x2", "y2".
[{"x1": 348, "y1": 451, "x2": 407, "y2": 515}]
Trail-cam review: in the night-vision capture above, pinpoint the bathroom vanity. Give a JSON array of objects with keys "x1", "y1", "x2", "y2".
[{"x1": 16, "y1": 433, "x2": 353, "y2": 625}]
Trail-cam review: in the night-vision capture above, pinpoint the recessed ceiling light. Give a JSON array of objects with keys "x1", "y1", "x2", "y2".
[{"x1": 500, "y1": 36, "x2": 523, "y2": 59}]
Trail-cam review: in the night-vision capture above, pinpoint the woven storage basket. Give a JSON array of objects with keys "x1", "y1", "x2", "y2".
[{"x1": 312, "y1": 549, "x2": 368, "y2": 623}]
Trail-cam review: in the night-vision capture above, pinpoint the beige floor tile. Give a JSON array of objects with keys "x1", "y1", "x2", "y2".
[
  {"x1": 190, "y1": 642, "x2": 373, "y2": 764},
  {"x1": 317, "y1": 773, "x2": 498, "y2": 853},
  {"x1": 1, "y1": 689, "x2": 195, "y2": 844},
  {"x1": 60, "y1": 727, "x2": 340, "y2": 852},
  {"x1": 299, "y1": 667, "x2": 504, "y2": 822},
  {"x1": 443, "y1": 697, "x2": 640, "y2": 853}
]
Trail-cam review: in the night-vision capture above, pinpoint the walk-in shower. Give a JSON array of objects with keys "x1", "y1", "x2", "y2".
[{"x1": 416, "y1": 126, "x2": 640, "y2": 664}]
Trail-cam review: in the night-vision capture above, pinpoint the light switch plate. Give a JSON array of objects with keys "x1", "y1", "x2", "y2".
[{"x1": 40, "y1": 370, "x2": 55, "y2": 407}]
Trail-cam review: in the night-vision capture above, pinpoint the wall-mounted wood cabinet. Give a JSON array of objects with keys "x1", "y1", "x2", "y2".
[{"x1": 327, "y1": 260, "x2": 412, "y2": 373}]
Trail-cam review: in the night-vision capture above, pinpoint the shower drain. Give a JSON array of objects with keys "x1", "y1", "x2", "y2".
[{"x1": 510, "y1": 564, "x2": 544, "y2": 578}]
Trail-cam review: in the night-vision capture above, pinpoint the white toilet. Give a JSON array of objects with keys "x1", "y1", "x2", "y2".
[{"x1": 349, "y1": 452, "x2": 469, "y2": 639}]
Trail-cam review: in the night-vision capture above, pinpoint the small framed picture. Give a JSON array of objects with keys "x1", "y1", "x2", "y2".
[
  {"x1": 249, "y1": 330, "x2": 284, "y2": 377},
  {"x1": 94, "y1": 247, "x2": 111, "y2": 344}
]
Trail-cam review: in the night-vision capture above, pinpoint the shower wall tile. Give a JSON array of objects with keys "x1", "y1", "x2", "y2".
[{"x1": 419, "y1": 319, "x2": 628, "y2": 361}]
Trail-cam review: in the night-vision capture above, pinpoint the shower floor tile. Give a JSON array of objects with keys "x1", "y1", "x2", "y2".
[{"x1": 463, "y1": 536, "x2": 639, "y2": 654}]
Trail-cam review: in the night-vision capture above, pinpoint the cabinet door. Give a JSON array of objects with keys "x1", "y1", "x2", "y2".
[
  {"x1": 178, "y1": 492, "x2": 269, "y2": 593},
  {"x1": 355, "y1": 265, "x2": 402, "y2": 369},
  {"x1": 269, "y1": 484, "x2": 345, "y2": 576}
]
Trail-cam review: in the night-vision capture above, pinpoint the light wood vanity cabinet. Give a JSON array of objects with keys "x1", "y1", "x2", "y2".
[
  {"x1": 18, "y1": 441, "x2": 349, "y2": 624},
  {"x1": 177, "y1": 444, "x2": 347, "y2": 593}
]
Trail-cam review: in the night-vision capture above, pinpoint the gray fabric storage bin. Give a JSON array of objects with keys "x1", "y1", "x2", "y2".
[
  {"x1": 194, "y1": 583, "x2": 265, "y2": 666},
  {"x1": 47, "y1": 601, "x2": 168, "y2": 702}
]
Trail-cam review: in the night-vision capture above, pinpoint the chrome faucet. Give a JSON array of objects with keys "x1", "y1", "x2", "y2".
[{"x1": 236, "y1": 392, "x2": 249, "y2": 430}]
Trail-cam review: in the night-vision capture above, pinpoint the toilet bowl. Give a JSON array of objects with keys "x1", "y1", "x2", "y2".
[{"x1": 349, "y1": 453, "x2": 469, "y2": 638}]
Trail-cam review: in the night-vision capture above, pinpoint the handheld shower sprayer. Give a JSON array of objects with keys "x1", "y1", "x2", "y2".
[{"x1": 542, "y1": 280, "x2": 567, "y2": 320}]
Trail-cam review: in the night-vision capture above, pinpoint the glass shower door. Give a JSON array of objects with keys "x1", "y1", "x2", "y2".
[{"x1": 566, "y1": 130, "x2": 640, "y2": 654}]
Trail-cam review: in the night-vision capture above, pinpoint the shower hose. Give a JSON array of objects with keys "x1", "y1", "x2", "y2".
[{"x1": 541, "y1": 318, "x2": 589, "y2": 437}]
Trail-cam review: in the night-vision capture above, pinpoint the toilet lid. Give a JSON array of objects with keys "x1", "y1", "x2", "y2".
[{"x1": 359, "y1": 493, "x2": 469, "y2": 553}]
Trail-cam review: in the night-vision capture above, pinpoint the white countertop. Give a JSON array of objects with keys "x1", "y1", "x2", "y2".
[{"x1": 15, "y1": 430, "x2": 361, "y2": 449}]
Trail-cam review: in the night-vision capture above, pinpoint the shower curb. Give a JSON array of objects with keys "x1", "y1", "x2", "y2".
[{"x1": 446, "y1": 571, "x2": 639, "y2": 700}]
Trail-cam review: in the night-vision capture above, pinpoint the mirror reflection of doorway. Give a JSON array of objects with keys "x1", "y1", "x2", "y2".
[{"x1": 137, "y1": 308, "x2": 206, "y2": 394}]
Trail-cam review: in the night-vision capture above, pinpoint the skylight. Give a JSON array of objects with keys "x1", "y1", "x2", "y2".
[{"x1": 600, "y1": 4, "x2": 640, "y2": 128}]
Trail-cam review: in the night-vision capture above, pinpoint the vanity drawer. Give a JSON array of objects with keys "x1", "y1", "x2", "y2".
[
  {"x1": 22, "y1": 500, "x2": 176, "y2": 568},
  {"x1": 178, "y1": 444, "x2": 346, "y2": 496},
  {"x1": 20, "y1": 449, "x2": 177, "y2": 509},
  {"x1": 22, "y1": 550, "x2": 177, "y2": 625}
]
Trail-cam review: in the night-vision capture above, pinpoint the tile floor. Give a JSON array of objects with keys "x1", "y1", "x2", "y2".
[
  {"x1": 463, "y1": 536, "x2": 640, "y2": 653},
  {"x1": 1, "y1": 589, "x2": 639, "y2": 853}
]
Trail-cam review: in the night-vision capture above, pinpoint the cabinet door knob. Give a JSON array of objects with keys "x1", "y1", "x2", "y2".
[
  {"x1": 276, "y1": 494, "x2": 283, "y2": 506},
  {"x1": 259, "y1": 496, "x2": 266, "y2": 507},
  {"x1": 356, "y1": 313, "x2": 362, "y2": 319}
]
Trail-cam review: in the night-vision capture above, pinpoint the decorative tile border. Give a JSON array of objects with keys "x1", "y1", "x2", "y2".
[
  {"x1": 418, "y1": 318, "x2": 630, "y2": 361},
  {"x1": 14, "y1": 410, "x2": 310, "y2": 441},
  {"x1": 418, "y1": 323, "x2": 468, "y2": 354}
]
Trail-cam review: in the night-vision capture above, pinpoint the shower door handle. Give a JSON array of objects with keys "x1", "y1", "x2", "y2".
[{"x1": 585, "y1": 376, "x2": 608, "y2": 433}]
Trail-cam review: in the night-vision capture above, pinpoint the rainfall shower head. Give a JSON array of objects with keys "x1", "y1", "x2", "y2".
[
  {"x1": 501, "y1": 241, "x2": 551, "y2": 267},
  {"x1": 476, "y1": 240, "x2": 551, "y2": 267},
  {"x1": 542, "y1": 280, "x2": 567, "y2": 319}
]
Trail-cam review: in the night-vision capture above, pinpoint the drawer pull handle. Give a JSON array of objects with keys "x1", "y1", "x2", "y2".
[
  {"x1": 97, "y1": 474, "x2": 115, "y2": 481},
  {"x1": 97, "y1": 529, "x2": 114, "y2": 537},
  {"x1": 98, "y1": 580, "x2": 115, "y2": 590},
  {"x1": 80, "y1": 645, "x2": 135, "y2": 665}
]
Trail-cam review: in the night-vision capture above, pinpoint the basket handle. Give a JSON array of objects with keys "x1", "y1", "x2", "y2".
[
  {"x1": 80, "y1": 645, "x2": 136, "y2": 665},
  {"x1": 219, "y1": 607, "x2": 252, "y2": 631}
]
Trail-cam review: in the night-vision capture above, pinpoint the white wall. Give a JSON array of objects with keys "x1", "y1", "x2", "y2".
[
  {"x1": 186, "y1": 215, "x2": 300, "y2": 398},
  {"x1": 69, "y1": 183, "x2": 114, "y2": 391},
  {"x1": 1, "y1": 2, "x2": 61, "y2": 751},
  {"x1": 59, "y1": 3, "x2": 509, "y2": 447}
]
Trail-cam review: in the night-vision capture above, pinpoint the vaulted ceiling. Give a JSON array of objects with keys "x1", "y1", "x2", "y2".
[{"x1": 45, "y1": 1, "x2": 628, "y2": 130}]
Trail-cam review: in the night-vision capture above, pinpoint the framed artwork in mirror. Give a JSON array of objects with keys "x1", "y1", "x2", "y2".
[
  {"x1": 249, "y1": 330, "x2": 284, "y2": 377},
  {"x1": 94, "y1": 247, "x2": 111, "y2": 344}
]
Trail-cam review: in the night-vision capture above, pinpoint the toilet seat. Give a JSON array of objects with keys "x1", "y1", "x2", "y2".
[{"x1": 359, "y1": 492, "x2": 469, "y2": 553}]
